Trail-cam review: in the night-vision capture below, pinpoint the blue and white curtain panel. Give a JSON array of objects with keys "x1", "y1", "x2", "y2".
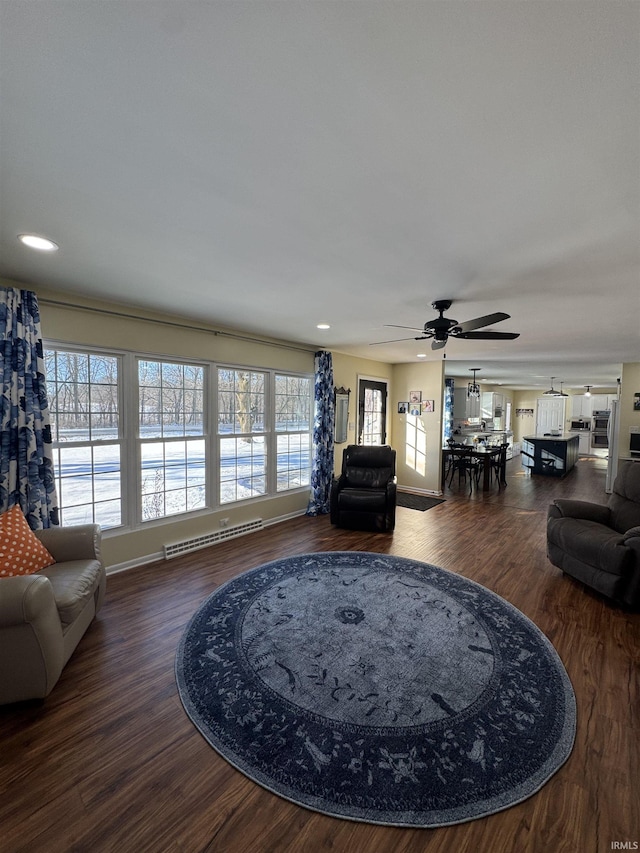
[
  {"x1": 0, "y1": 288, "x2": 59, "y2": 528},
  {"x1": 306, "y1": 350, "x2": 335, "y2": 516}
]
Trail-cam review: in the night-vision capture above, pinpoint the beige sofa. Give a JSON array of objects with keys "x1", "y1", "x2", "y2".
[{"x1": 0, "y1": 524, "x2": 106, "y2": 704}]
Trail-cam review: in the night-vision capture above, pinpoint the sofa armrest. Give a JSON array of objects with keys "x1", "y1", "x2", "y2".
[
  {"x1": 0, "y1": 574, "x2": 65, "y2": 703},
  {"x1": 548, "y1": 499, "x2": 612, "y2": 525},
  {"x1": 623, "y1": 525, "x2": 640, "y2": 544},
  {"x1": 35, "y1": 524, "x2": 102, "y2": 565},
  {"x1": 0, "y1": 574, "x2": 60, "y2": 627}
]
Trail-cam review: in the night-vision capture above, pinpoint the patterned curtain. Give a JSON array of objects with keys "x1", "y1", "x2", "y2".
[
  {"x1": 443, "y1": 377, "x2": 455, "y2": 442},
  {"x1": 0, "y1": 288, "x2": 59, "y2": 528},
  {"x1": 306, "y1": 350, "x2": 335, "y2": 516}
]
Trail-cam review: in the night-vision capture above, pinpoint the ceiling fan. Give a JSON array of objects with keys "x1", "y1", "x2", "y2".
[{"x1": 371, "y1": 299, "x2": 520, "y2": 351}]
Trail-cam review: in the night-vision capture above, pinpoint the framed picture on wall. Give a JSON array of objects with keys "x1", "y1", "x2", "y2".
[
  {"x1": 398, "y1": 402, "x2": 408, "y2": 414},
  {"x1": 422, "y1": 399, "x2": 434, "y2": 413},
  {"x1": 409, "y1": 390, "x2": 422, "y2": 405}
]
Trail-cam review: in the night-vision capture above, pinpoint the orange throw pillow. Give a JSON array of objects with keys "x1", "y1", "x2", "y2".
[{"x1": 0, "y1": 505, "x2": 56, "y2": 578}]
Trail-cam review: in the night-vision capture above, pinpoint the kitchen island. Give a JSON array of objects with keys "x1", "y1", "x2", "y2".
[{"x1": 522, "y1": 434, "x2": 579, "y2": 477}]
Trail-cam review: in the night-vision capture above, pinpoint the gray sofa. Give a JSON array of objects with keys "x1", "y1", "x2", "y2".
[
  {"x1": 547, "y1": 461, "x2": 640, "y2": 608},
  {"x1": 0, "y1": 524, "x2": 106, "y2": 704}
]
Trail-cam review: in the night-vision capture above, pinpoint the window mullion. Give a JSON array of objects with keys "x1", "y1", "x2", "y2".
[{"x1": 124, "y1": 352, "x2": 139, "y2": 528}]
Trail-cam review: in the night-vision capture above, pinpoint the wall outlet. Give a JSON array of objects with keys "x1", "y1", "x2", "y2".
[{"x1": 219, "y1": 517, "x2": 230, "y2": 528}]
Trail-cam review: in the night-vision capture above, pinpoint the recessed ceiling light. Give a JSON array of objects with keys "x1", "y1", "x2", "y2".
[
  {"x1": 316, "y1": 323, "x2": 331, "y2": 330},
  {"x1": 416, "y1": 353, "x2": 427, "y2": 358},
  {"x1": 18, "y1": 234, "x2": 59, "y2": 252}
]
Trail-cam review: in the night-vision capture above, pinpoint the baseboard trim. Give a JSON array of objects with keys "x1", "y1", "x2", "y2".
[
  {"x1": 397, "y1": 485, "x2": 444, "y2": 498},
  {"x1": 105, "y1": 508, "x2": 308, "y2": 576}
]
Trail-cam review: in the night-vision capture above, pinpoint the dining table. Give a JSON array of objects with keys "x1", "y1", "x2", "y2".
[{"x1": 442, "y1": 443, "x2": 504, "y2": 492}]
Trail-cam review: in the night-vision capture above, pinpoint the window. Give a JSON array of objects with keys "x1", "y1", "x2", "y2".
[
  {"x1": 45, "y1": 349, "x2": 123, "y2": 528},
  {"x1": 217, "y1": 368, "x2": 267, "y2": 504},
  {"x1": 45, "y1": 347, "x2": 312, "y2": 529},
  {"x1": 138, "y1": 360, "x2": 206, "y2": 520},
  {"x1": 275, "y1": 374, "x2": 311, "y2": 490}
]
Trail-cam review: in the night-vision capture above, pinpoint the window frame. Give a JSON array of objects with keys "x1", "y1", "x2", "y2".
[
  {"x1": 136, "y1": 356, "x2": 210, "y2": 524},
  {"x1": 45, "y1": 346, "x2": 127, "y2": 530},
  {"x1": 274, "y1": 372, "x2": 312, "y2": 493},
  {"x1": 44, "y1": 343, "x2": 313, "y2": 532}
]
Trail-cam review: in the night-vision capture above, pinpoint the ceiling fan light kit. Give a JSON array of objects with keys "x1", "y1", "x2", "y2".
[{"x1": 467, "y1": 367, "x2": 481, "y2": 399}]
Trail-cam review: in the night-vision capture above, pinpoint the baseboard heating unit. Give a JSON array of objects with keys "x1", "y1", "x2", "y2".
[{"x1": 163, "y1": 519, "x2": 264, "y2": 559}]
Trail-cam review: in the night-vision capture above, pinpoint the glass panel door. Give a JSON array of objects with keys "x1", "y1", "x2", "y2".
[{"x1": 358, "y1": 379, "x2": 387, "y2": 445}]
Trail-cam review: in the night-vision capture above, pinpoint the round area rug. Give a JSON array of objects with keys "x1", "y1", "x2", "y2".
[{"x1": 176, "y1": 552, "x2": 576, "y2": 827}]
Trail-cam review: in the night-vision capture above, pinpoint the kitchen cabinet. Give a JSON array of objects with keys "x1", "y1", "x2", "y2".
[
  {"x1": 522, "y1": 434, "x2": 579, "y2": 477},
  {"x1": 571, "y1": 395, "x2": 593, "y2": 418},
  {"x1": 591, "y1": 394, "x2": 615, "y2": 411},
  {"x1": 454, "y1": 387, "x2": 480, "y2": 419},
  {"x1": 568, "y1": 430, "x2": 591, "y2": 455},
  {"x1": 481, "y1": 392, "x2": 504, "y2": 421}
]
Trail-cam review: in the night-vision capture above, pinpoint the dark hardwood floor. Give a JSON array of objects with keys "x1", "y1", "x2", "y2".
[{"x1": 1, "y1": 456, "x2": 638, "y2": 853}]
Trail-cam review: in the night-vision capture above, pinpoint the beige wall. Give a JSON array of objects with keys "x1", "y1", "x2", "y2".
[
  {"x1": 5, "y1": 277, "x2": 639, "y2": 564},
  {"x1": 391, "y1": 361, "x2": 445, "y2": 494},
  {"x1": 511, "y1": 387, "x2": 619, "y2": 447},
  {"x1": 6, "y1": 280, "x2": 317, "y2": 570},
  {"x1": 512, "y1": 390, "x2": 540, "y2": 446},
  {"x1": 619, "y1": 363, "x2": 640, "y2": 459},
  {"x1": 8, "y1": 281, "x2": 397, "y2": 569},
  {"x1": 331, "y1": 352, "x2": 394, "y2": 471},
  {"x1": 332, "y1": 355, "x2": 446, "y2": 493}
]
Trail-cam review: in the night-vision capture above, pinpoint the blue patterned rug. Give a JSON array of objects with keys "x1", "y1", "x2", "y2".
[{"x1": 176, "y1": 552, "x2": 576, "y2": 827}]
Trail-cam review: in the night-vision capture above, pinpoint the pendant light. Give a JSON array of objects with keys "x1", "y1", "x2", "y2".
[
  {"x1": 543, "y1": 377, "x2": 559, "y2": 396},
  {"x1": 467, "y1": 368, "x2": 481, "y2": 399},
  {"x1": 557, "y1": 381, "x2": 568, "y2": 397},
  {"x1": 584, "y1": 386, "x2": 592, "y2": 397}
]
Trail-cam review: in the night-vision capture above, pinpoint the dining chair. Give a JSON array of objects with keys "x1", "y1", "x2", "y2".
[
  {"x1": 444, "y1": 438, "x2": 458, "y2": 482},
  {"x1": 448, "y1": 445, "x2": 481, "y2": 493},
  {"x1": 489, "y1": 442, "x2": 510, "y2": 487}
]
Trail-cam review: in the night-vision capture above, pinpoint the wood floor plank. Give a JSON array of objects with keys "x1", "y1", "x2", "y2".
[{"x1": 1, "y1": 456, "x2": 638, "y2": 853}]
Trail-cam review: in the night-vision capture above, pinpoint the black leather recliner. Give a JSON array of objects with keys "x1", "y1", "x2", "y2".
[
  {"x1": 547, "y1": 460, "x2": 640, "y2": 608},
  {"x1": 330, "y1": 445, "x2": 397, "y2": 532}
]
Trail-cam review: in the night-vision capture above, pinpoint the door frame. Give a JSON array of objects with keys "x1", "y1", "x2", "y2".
[
  {"x1": 357, "y1": 375, "x2": 389, "y2": 445},
  {"x1": 535, "y1": 396, "x2": 567, "y2": 436}
]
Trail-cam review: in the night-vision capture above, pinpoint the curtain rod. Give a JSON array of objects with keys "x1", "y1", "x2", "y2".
[{"x1": 38, "y1": 297, "x2": 317, "y2": 355}]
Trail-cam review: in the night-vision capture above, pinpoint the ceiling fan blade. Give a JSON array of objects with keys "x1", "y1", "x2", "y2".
[
  {"x1": 454, "y1": 331, "x2": 520, "y2": 340},
  {"x1": 383, "y1": 324, "x2": 426, "y2": 332},
  {"x1": 431, "y1": 338, "x2": 447, "y2": 350},
  {"x1": 370, "y1": 336, "x2": 430, "y2": 345},
  {"x1": 454, "y1": 312, "x2": 510, "y2": 333}
]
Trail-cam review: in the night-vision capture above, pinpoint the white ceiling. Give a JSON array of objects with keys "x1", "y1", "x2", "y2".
[{"x1": 0, "y1": 1, "x2": 638, "y2": 391}]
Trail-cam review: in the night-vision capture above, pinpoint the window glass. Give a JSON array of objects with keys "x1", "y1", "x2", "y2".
[
  {"x1": 275, "y1": 374, "x2": 311, "y2": 491},
  {"x1": 138, "y1": 360, "x2": 206, "y2": 521},
  {"x1": 218, "y1": 369, "x2": 267, "y2": 504},
  {"x1": 45, "y1": 350, "x2": 122, "y2": 528}
]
